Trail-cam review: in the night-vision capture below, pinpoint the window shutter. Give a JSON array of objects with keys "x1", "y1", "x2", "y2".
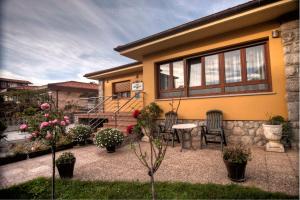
[{"x1": 114, "y1": 81, "x2": 130, "y2": 93}]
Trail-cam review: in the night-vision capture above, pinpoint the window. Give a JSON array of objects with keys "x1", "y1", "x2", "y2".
[
  {"x1": 225, "y1": 50, "x2": 242, "y2": 83},
  {"x1": 172, "y1": 61, "x2": 184, "y2": 88},
  {"x1": 159, "y1": 64, "x2": 170, "y2": 90},
  {"x1": 189, "y1": 59, "x2": 202, "y2": 87},
  {"x1": 246, "y1": 45, "x2": 265, "y2": 81},
  {"x1": 157, "y1": 41, "x2": 270, "y2": 98},
  {"x1": 113, "y1": 81, "x2": 131, "y2": 99},
  {"x1": 205, "y1": 54, "x2": 219, "y2": 85}
]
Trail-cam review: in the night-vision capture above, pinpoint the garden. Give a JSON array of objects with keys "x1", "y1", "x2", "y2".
[{"x1": 0, "y1": 101, "x2": 298, "y2": 199}]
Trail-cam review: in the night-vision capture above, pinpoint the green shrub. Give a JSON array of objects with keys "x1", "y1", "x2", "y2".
[
  {"x1": 268, "y1": 115, "x2": 285, "y2": 125},
  {"x1": 95, "y1": 128, "x2": 124, "y2": 148},
  {"x1": 69, "y1": 125, "x2": 92, "y2": 144},
  {"x1": 0, "y1": 120, "x2": 7, "y2": 141},
  {"x1": 55, "y1": 152, "x2": 76, "y2": 165},
  {"x1": 223, "y1": 145, "x2": 251, "y2": 164},
  {"x1": 23, "y1": 107, "x2": 38, "y2": 116}
]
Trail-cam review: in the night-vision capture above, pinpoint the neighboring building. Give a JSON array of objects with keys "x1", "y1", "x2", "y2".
[
  {"x1": 0, "y1": 77, "x2": 32, "y2": 90},
  {"x1": 83, "y1": 0, "x2": 299, "y2": 145},
  {"x1": 1, "y1": 80, "x2": 98, "y2": 112},
  {"x1": 47, "y1": 81, "x2": 98, "y2": 111}
]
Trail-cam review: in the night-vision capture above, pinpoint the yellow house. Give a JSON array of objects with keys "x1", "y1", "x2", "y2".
[{"x1": 82, "y1": 0, "x2": 299, "y2": 145}]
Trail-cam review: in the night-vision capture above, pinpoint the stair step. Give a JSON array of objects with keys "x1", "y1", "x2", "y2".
[{"x1": 104, "y1": 121, "x2": 137, "y2": 127}]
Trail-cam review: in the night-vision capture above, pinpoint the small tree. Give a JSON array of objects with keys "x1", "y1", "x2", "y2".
[
  {"x1": 20, "y1": 102, "x2": 70, "y2": 200},
  {"x1": 131, "y1": 103, "x2": 167, "y2": 200}
]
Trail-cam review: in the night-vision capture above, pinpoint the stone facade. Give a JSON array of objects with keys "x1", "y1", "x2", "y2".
[
  {"x1": 159, "y1": 119, "x2": 267, "y2": 146},
  {"x1": 281, "y1": 19, "x2": 299, "y2": 145}
]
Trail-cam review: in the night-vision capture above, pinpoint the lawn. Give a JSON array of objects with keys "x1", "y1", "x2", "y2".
[{"x1": 0, "y1": 177, "x2": 297, "y2": 199}]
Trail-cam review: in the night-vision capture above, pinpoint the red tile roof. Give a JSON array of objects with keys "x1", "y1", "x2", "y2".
[
  {"x1": 48, "y1": 81, "x2": 98, "y2": 90},
  {"x1": 0, "y1": 77, "x2": 32, "y2": 84}
]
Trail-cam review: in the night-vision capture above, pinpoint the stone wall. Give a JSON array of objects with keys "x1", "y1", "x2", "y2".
[
  {"x1": 159, "y1": 119, "x2": 267, "y2": 146},
  {"x1": 281, "y1": 19, "x2": 299, "y2": 145}
]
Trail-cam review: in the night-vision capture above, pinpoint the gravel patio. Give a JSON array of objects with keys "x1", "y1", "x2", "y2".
[{"x1": 0, "y1": 143, "x2": 298, "y2": 196}]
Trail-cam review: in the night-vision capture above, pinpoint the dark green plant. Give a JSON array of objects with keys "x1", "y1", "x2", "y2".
[
  {"x1": 69, "y1": 125, "x2": 92, "y2": 144},
  {"x1": 95, "y1": 128, "x2": 124, "y2": 148},
  {"x1": 223, "y1": 145, "x2": 251, "y2": 164},
  {"x1": 55, "y1": 152, "x2": 76, "y2": 165},
  {"x1": 137, "y1": 102, "x2": 163, "y2": 133},
  {"x1": 268, "y1": 115, "x2": 285, "y2": 125},
  {"x1": 23, "y1": 107, "x2": 38, "y2": 116},
  {"x1": 0, "y1": 120, "x2": 7, "y2": 141}
]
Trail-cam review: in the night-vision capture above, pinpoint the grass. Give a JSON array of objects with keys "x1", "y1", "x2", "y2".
[{"x1": 0, "y1": 177, "x2": 297, "y2": 199}]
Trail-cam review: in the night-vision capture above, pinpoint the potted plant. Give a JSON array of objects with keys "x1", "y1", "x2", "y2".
[
  {"x1": 69, "y1": 124, "x2": 92, "y2": 146},
  {"x1": 55, "y1": 152, "x2": 76, "y2": 178},
  {"x1": 95, "y1": 128, "x2": 124, "y2": 153},
  {"x1": 223, "y1": 145, "x2": 251, "y2": 182},
  {"x1": 263, "y1": 115, "x2": 285, "y2": 152}
]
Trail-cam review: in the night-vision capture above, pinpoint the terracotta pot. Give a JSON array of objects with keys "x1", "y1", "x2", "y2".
[{"x1": 224, "y1": 160, "x2": 247, "y2": 182}]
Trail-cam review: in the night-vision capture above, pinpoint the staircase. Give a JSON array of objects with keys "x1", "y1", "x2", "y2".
[{"x1": 75, "y1": 92, "x2": 144, "y2": 134}]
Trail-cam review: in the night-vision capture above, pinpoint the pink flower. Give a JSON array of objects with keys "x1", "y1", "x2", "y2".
[
  {"x1": 31, "y1": 131, "x2": 39, "y2": 137},
  {"x1": 44, "y1": 113, "x2": 49, "y2": 118},
  {"x1": 63, "y1": 116, "x2": 69, "y2": 121},
  {"x1": 27, "y1": 134, "x2": 33, "y2": 141},
  {"x1": 48, "y1": 121, "x2": 53, "y2": 125},
  {"x1": 20, "y1": 124, "x2": 28, "y2": 131},
  {"x1": 45, "y1": 132, "x2": 53, "y2": 140},
  {"x1": 60, "y1": 121, "x2": 66, "y2": 126},
  {"x1": 40, "y1": 103, "x2": 50, "y2": 110},
  {"x1": 52, "y1": 119, "x2": 59, "y2": 124},
  {"x1": 65, "y1": 119, "x2": 70, "y2": 125},
  {"x1": 40, "y1": 121, "x2": 50, "y2": 129}
]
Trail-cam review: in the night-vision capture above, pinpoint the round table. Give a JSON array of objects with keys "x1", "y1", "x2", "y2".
[{"x1": 172, "y1": 123, "x2": 198, "y2": 151}]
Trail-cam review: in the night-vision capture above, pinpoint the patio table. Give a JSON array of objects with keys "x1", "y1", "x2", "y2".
[{"x1": 172, "y1": 123, "x2": 197, "y2": 151}]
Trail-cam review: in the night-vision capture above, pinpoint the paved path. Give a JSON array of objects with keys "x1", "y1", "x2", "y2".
[{"x1": 0, "y1": 143, "x2": 298, "y2": 195}]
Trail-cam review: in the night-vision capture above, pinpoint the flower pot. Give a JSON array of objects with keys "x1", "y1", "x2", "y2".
[
  {"x1": 56, "y1": 160, "x2": 76, "y2": 178},
  {"x1": 78, "y1": 141, "x2": 86, "y2": 146},
  {"x1": 224, "y1": 160, "x2": 247, "y2": 182},
  {"x1": 106, "y1": 146, "x2": 116, "y2": 153},
  {"x1": 263, "y1": 124, "x2": 284, "y2": 152}
]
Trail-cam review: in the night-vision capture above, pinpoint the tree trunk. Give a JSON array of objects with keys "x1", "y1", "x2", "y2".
[
  {"x1": 150, "y1": 172, "x2": 156, "y2": 200},
  {"x1": 51, "y1": 145, "x2": 56, "y2": 200}
]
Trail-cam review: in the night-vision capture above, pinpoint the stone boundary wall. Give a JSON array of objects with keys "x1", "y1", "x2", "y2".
[
  {"x1": 158, "y1": 119, "x2": 267, "y2": 146},
  {"x1": 281, "y1": 19, "x2": 299, "y2": 146}
]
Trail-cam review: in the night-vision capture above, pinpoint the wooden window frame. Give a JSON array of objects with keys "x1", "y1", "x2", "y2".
[
  {"x1": 112, "y1": 80, "x2": 131, "y2": 99},
  {"x1": 156, "y1": 39, "x2": 272, "y2": 99}
]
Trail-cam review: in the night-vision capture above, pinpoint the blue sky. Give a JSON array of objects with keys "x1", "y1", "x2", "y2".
[{"x1": 1, "y1": 0, "x2": 248, "y2": 85}]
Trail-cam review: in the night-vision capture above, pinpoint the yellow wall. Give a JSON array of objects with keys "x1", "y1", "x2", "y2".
[
  {"x1": 103, "y1": 72, "x2": 143, "y2": 111},
  {"x1": 142, "y1": 21, "x2": 287, "y2": 120}
]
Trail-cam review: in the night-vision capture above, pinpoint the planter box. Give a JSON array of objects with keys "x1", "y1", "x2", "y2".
[
  {"x1": 0, "y1": 154, "x2": 27, "y2": 165},
  {"x1": 56, "y1": 143, "x2": 74, "y2": 152},
  {"x1": 28, "y1": 149, "x2": 51, "y2": 158}
]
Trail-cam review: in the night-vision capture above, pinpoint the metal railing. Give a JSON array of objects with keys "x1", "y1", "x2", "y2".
[{"x1": 82, "y1": 92, "x2": 144, "y2": 130}]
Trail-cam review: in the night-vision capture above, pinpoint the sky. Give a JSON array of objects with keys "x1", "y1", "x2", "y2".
[{"x1": 0, "y1": 0, "x2": 248, "y2": 85}]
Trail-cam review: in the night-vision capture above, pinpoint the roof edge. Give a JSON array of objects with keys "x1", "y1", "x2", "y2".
[
  {"x1": 114, "y1": 0, "x2": 280, "y2": 52},
  {"x1": 84, "y1": 61, "x2": 142, "y2": 78}
]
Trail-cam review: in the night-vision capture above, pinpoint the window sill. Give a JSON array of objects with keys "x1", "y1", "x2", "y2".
[{"x1": 155, "y1": 91, "x2": 276, "y2": 101}]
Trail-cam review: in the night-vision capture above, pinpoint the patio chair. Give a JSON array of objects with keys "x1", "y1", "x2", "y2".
[
  {"x1": 200, "y1": 110, "x2": 227, "y2": 151},
  {"x1": 158, "y1": 111, "x2": 180, "y2": 147}
]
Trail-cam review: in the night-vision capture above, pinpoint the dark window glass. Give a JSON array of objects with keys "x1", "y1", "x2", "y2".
[{"x1": 159, "y1": 64, "x2": 170, "y2": 90}]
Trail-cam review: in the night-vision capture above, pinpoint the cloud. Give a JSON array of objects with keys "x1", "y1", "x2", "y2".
[{"x1": 0, "y1": 0, "x2": 248, "y2": 85}]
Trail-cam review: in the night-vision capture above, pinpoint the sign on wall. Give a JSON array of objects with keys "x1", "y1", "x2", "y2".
[{"x1": 131, "y1": 81, "x2": 144, "y2": 91}]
